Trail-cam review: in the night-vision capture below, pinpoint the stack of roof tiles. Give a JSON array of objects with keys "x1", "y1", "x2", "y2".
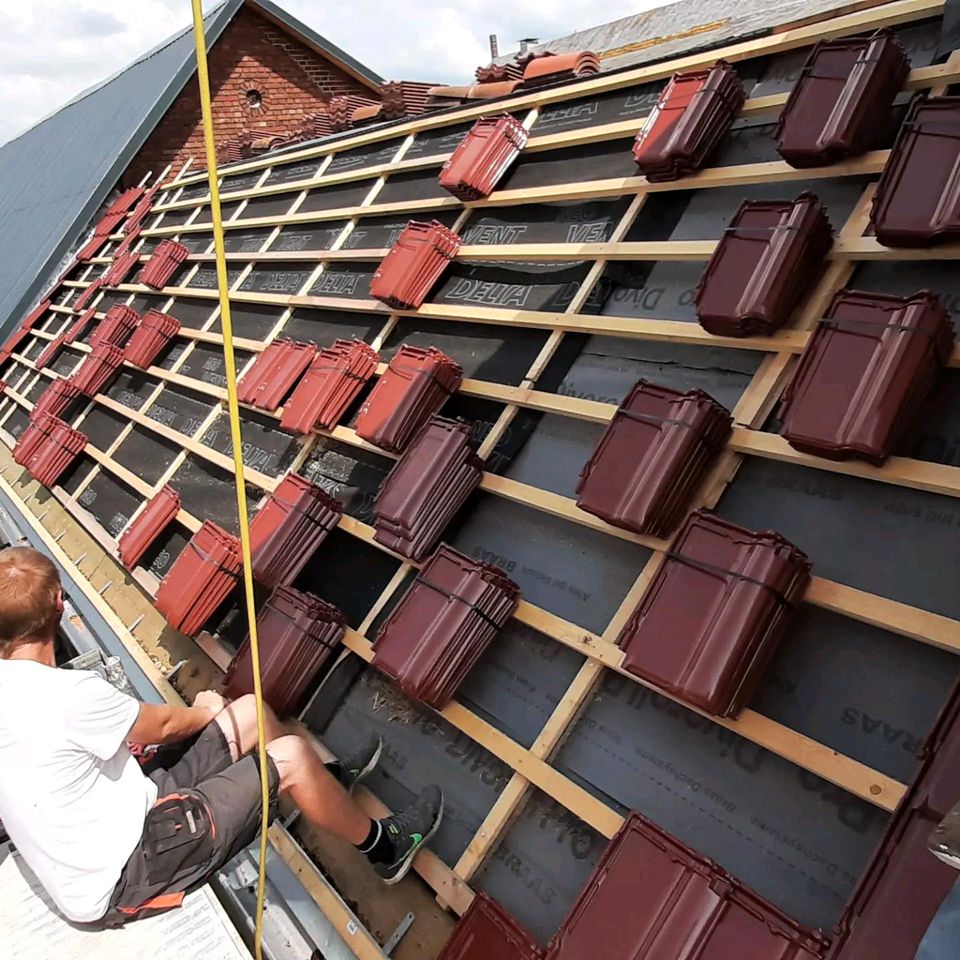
[
  {"x1": 546, "y1": 812, "x2": 826, "y2": 959},
  {"x1": 13, "y1": 413, "x2": 58, "y2": 467},
  {"x1": 781, "y1": 289, "x2": 954, "y2": 464},
  {"x1": 70, "y1": 342, "x2": 124, "y2": 397},
  {"x1": 370, "y1": 220, "x2": 462, "y2": 310},
  {"x1": 76, "y1": 209, "x2": 127, "y2": 261},
  {"x1": 871, "y1": 95, "x2": 960, "y2": 246},
  {"x1": 64, "y1": 307, "x2": 98, "y2": 344},
  {"x1": 35, "y1": 336, "x2": 67, "y2": 371},
  {"x1": 373, "y1": 544, "x2": 520, "y2": 709},
  {"x1": 280, "y1": 338, "x2": 379, "y2": 434},
  {"x1": 374, "y1": 416, "x2": 484, "y2": 560},
  {"x1": 137, "y1": 239, "x2": 189, "y2": 289},
  {"x1": 155, "y1": 520, "x2": 242, "y2": 635},
  {"x1": 475, "y1": 62, "x2": 524, "y2": 83},
  {"x1": 31, "y1": 379, "x2": 81, "y2": 422},
  {"x1": 124, "y1": 190, "x2": 158, "y2": 234},
  {"x1": 218, "y1": 138, "x2": 244, "y2": 165},
  {"x1": 438, "y1": 894, "x2": 542, "y2": 960},
  {"x1": 379, "y1": 81, "x2": 435, "y2": 120},
  {"x1": 18, "y1": 415, "x2": 87, "y2": 486},
  {"x1": 328, "y1": 95, "x2": 379, "y2": 133},
  {"x1": 72, "y1": 279, "x2": 102, "y2": 312},
  {"x1": 355, "y1": 344, "x2": 462, "y2": 453},
  {"x1": 112, "y1": 227, "x2": 142, "y2": 260},
  {"x1": 775, "y1": 32, "x2": 909, "y2": 167},
  {"x1": 118, "y1": 486, "x2": 181, "y2": 571},
  {"x1": 249, "y1": 473, "x2": 343, "y2": 589},
  {"x1": 102, "y1": 251, "x2": 142, "y2": 288},
  {"x1": 424, "y1": 81, "x2": 522, "y2": 108},
  {"x1": 576, "y1": 381, "x2": 733, "y2": 537},
  {"x1": 90, "y1": 304, "x2": 139, "y2": 349},
  {"x1": 633, "y1": 61, "x2": 745, "y2": 181},
  {"x1": 224, "y1": 585, "x2": 345, "y2": 716},
  {"x1": 519, "y1": 51, "x2": 601, "y2": 88},
  {"x1": 694, "y1": 193, "x2": 833, "y2": 336},
  {"x1": 439, "y1": 114, "x2": 529, "y2": 201},
  {"x1": 829, "y1": 677, "x2": 960, "y2": 958},
  {"x1": 618, "y1": 510, "x2": 810, "y2": 718},
  {"x1": 124, "y1": 309, "x2": 180, "y2": 368},
  {"x1": 0, "y1": 300, "x2": 52, "y2": 366},
  {"x1": 237, "y1": 339, "x2": 317, "y2": 412}
]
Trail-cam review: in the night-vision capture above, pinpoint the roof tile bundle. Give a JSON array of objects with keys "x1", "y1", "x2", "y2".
[
  {"x1": 90, "y1": 304, "x2": 139, "y2": 349},
  {"x1": 237, "y1": 339, "x2": 317, "y2": 412},
  {"x1": 118, "y1": 485, "x2": 181, "y2": 571},
  {"x1": 280, "y1": 338, "x2": 378, "y2": 434},
  {"x1": 425, "y1": 82, "x2": 522, "y2": 108},
  {"x1": 439, "y1": 114, "x2": 529, "y2": 201},
  {"x1": 633, "y1": 61, "x2": 745, "y2": 181},
  {"x1": 546, "y1": 812, "x2": 826, "y2": 960},
  {"x1": 379, "y1": 81, "x2": 434, "y2": 120},
  {"x1": 828, "y1": 679, "x2": 960, "y2": 960},
  {"x1": 18, "y1": 298, "x2": 52, "y2": 334},
  {"x1": 374, "y1": 416, "x2": 484, "y2": 560},
  {"x1": 102, "y1": 250, "x2": 142, "y2": 287},
  {"x1": 576, "y1": 381, "x2": 733, "y2": 538},
  {"x1": 328, "y1": 95, "x2": 379, "y2": 133},
  {"x1": 24, "y1": 417, "x2": 87, "y2": 487},
  {"x1": 249, "y1": 472, "x2": 343, "y2": 589},
  {"x1": 113, "y1": 227, "x2": 142, "y2": 259},
  {"x1": 63, "y1": 307, "x2": 98, "y2": 344},
  {"x1": 218, "y1": 138, "x2": 244, "y2": 165},
  {"x1": 70, "y1": 342, "x2": 124, "y2": 397},
  {"x1": 106, "y1": 186, "x2": 145, "y2": 217},
  {"x1": 71, "y1": 279, "x2": 103, "y2": 312},
  {"x1": 780, "y1": 289, "x2": 954, "y2": 465},
  {"x1": 355, "y1": 344, "x2": 462, "y2": 453},
  {"x1": 370, "y1": 220, "x2": 462, "y2": 310},
  {"x1": 124, "y1": 193, "x2": 156, "y2": 234},
  {"x1": 76, "y1": 208, "x2": 126, "y2": 262},
  {"x1": 618, "y1": 510, "x2": 811, "y2": 718},
  {"x1": 13, "y1": 412, "x2": 56, "y2": 467},
  {"x1": 870, "y1": 95, "x2": 960, "y2": 246},
  {"x1": 124, "y1": 309, "x2": 180, "y2": 368},
  {"x1": 224, "y1": 585, "x2": 345, "y2": 716},
  {"x1": 155, "y1": 520, "x2": 242, "y2": 636},
  {"x1": 694, "y1": 192, "x2": 833, "y2": 336},
  {"x1": 775, "y1": 32, "x2": 909, "y2": 168},
  {"x1": 475, "y1": 62, "x2": 524, "y2": 84},
  {"x1": 438, "y1": 894, "x2": 543, "y2": 960},
  {"x1": 31, "y1": 379, "x2": 81, "y2": 423},
  {"x1": 373, "y1": 544, "x2": 519, "y2": 709},
  {"x1": 520, "y1": 51, "x2": 601, "y2": 88},
  {"x1": 137, "y1": 239, "x2": 189, "y2": 289},
  {"x1": 35, "y1": 335, "x2": 67, "y2": 372}
]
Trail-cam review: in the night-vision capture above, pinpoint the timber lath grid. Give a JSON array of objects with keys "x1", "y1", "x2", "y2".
[{"x1": 2, "y1": 0, "x2": 960, "y2": 952}]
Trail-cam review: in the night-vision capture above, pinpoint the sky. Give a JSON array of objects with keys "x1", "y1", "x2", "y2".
[{"x1": 0, "y1": 0, "x2": 669, "y2": 146}]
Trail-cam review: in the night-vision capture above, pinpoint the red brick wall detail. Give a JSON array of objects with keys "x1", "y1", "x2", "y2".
[{"x1": 124, "y1": 7, "x2": 377, "y2": 186}]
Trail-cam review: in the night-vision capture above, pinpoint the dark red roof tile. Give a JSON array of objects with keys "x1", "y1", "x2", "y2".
[
  {"x1": 439, "y1": 115, "x2": 528, "y2": 201},
  {"x1": 118, "y1": 485, "x2": 181, "y2": 571},
  {"x1": 781, "y1": 289, "x2": 954, "y2": 464},
  {"x1": 124, "y1": 309, "x2": 180, "y2": 369},
  {"x1": 438, "y1": 894, "x2": 542, "y2": 959},
  {"x1": 370, "y1": 220, "x2": 462, "y2": 311},
  {"x1": 237, "y1": 338, "x2": 317, "y2": 412},
  {"x1": 70, "y1": 342, "x2": 124, "y2": 397},
  {"x1": 137, "y1": 239, "x2": 190, "y2": 289},
  {"x1": 618, "y1": 509, "x2": 810, "y2": 717}
]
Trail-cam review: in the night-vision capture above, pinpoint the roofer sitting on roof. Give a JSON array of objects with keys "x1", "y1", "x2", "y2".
[{"x1": 0, "y1": 546, "x2": 443, "y2": 926}]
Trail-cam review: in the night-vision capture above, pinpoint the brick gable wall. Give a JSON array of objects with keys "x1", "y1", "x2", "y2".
[{"x1": 123, "y1": 7, "x2": 377, "y2": 187}]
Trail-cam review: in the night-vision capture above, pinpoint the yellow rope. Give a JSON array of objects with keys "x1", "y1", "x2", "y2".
[{"x1": 189, "y1": 4, "x2": 270, "y2": 958}]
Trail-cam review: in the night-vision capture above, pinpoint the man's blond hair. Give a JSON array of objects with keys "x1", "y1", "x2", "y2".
[{"x1": 0, "y1": 547, "x2": 61, "y2": 654}]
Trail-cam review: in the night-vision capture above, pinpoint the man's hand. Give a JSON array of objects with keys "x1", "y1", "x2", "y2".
[
  {"x1": 128, "y1": 692, "x2": 224, "y2": 747},
  {"x1": 194, "y1": 690, "x2": 228, "y2": 718}
]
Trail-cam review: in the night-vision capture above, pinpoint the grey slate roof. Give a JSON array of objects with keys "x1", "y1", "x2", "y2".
[
  {"x1": 0, "y1": 0, "x2": 381, "y2": 338},
  {"x1": 495, "y1": 0, "x2": 901, "y2": 73}
]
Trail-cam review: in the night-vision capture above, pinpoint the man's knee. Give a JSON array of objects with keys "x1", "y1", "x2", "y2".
[
  {"x1": 265, "y1": 734, "x2": 309, "y2": 791},
  {"x1": 215, "y1": 694, "x2": 274, "y2": 759}
]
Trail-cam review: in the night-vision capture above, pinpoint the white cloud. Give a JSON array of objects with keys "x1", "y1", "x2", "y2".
[{"x1": 0, "y1": 0, "x2": 669, "y2": 146}]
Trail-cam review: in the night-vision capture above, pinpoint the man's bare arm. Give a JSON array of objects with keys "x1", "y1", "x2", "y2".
[{"x1": 127, "y1": 690, "x2": 227, "y2": 745}]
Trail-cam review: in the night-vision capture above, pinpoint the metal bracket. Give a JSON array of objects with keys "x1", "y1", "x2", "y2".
[{"x1": 383, "y1": 912, "x2": 415, "y2": 956}]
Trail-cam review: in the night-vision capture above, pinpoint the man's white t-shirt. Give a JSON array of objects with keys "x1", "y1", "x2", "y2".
[{"x1": 0, "y1": 660, "x2": 157, "y2": 922}]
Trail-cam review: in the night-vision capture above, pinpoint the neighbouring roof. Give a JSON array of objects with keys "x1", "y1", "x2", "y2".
[
  {"x1": 493, "y1": 0, "x2": 905, "y2": 73},
  {"x1": 0, "y1": 0, "x2": 382, "y2": 339}
]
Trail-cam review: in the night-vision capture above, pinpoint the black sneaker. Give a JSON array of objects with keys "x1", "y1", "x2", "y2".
[
  {"x1": 375, "y1": 785, "x2": 444, "y2": 885},
  {"x1": 929, "y1": 803, "x2": 960, "y2": 870},
  {"x1": 333, "y1": 733, "x2": 382, "y2": 792}
]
